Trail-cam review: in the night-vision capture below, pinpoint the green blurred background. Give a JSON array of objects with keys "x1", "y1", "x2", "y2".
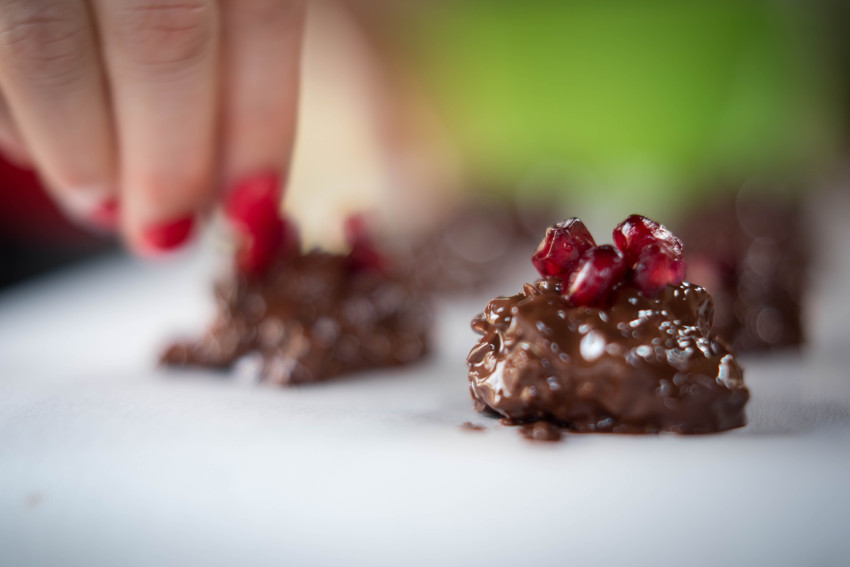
[{"x1": 399, "y1": 0, "x2": 847, "y2": 217}]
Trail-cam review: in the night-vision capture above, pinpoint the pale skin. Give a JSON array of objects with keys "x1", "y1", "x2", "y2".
[{"x1": 0, "y1": 0, "x2": 305, "y2": 253}]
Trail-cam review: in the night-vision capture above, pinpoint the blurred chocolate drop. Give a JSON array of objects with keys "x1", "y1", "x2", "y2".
[
  {"x1": 162, "y1": 250, "x2": 430, "y2": 385},
  {"x1": 676, "y1": 188, "x2": 807, "y2": 353}
]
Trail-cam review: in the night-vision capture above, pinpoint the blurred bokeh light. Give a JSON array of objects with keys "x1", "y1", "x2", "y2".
[
  {"x1": 2, "y1": 0, "x2": 849, "y2": 285},
  {"x1": 393, "y1": 0, "x2": 845, "y2": 216}
]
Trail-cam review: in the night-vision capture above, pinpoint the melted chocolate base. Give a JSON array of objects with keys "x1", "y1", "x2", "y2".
[
  {"x1": 162, "y1": 251, "x2": 430, "y2": 385},
  {"x1": 467, "y1": 279, "x2": 749, "y2": 434},
  {"x1": 518, "y1": 422, "x2": 564, "y2": 442}
]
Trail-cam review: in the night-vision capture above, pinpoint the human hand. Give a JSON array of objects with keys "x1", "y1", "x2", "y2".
[{"x1": 0, "y1": 0, "x2": 305, "y2": 254}]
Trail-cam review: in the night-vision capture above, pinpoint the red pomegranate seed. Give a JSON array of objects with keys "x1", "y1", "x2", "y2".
[
  {"x1": 344, "y1": 213, "x2": 386, "y2": 273},
  {"x1": 237, "y1": 216, "x2": 300, "y2": 276},
  {"x1": 566, "y1": 245, "x2": 626, "y2": 307},
  {"x1": 632, "y1": 242, "x2": 686, "y2": 297},
  {"x1": 532, "y1": 218, "x2": 596, "y2": 279},
  {"x1": 343, "y1": 213, "x2": 369, "y2": 245},
  {"x1": 613, "y1": 214, "x2": 682, "y2": 267},
  {"x1": 613, "y1": 214, "x2": 685, "y2": 296},
  {"x1": 225, "y1": 173, "x2": 297, "y2": 276}
]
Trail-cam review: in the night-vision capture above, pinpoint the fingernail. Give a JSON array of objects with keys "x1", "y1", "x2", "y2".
[
  {"x1": 88, "y1": 199, "x2": 119, "y2": 229},
  {"x1": 61, "y1": 190, "x2": 117, "y2": 227},
  {"x1": 1, "y1": 146, "x2": 32, "y2": 170},
  {"x1": 138, "y1": 216, "x2": 195, "y2": 256},
  {"x1": 225, "y1": 171, "x2": 282, "y2": 230}
]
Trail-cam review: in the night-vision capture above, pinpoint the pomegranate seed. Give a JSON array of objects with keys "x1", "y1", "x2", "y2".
[
  {"x1": 347, "y1": 242, "x2": 386, "y2": 273},
  {"x1": 632, "y1": 242, "x2": 686, "y2": 297},
  {"x1": 237, "y1": 216, "x2": 300, "y2": 276},
  {"x1": 566, "y1": 245, "x2": 626, "y2": 307},
  {"x1": 344, "y1": 213, "x2": 386, "y2": 273},
  {"x1": 532, "y1": 218, "x2": 596, "y2": 279},
  {"x1": 613, "y1": 214, "x2": 683, "y2": 267},
  {"x1": 225, "y1": 173, "x2": 297, "y2": 276},
  {"x1": 343, "y1": 213, "x2": 369, "y2": 245},
  {"x1": 613, "y1": 214, "x2": 685, "y2": 296}
]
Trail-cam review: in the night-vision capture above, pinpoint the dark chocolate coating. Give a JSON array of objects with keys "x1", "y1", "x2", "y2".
[
  {"x1": 677, "y1": 196, "x2": 806, "y2": 352},
  {"x1": 162, "y1": 251, "x2": 430, "y2": 384},
  {"x1": 467, "y1": 279, "x2": 749, "y2": 434}
]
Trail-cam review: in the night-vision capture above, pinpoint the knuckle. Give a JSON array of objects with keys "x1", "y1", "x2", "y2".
[
  {"x1": 115, "y1": 0, "x2": 214, "y2": 70},
  {"x1": 0, "y1": 2, "x2": 89, "y2": 88}
]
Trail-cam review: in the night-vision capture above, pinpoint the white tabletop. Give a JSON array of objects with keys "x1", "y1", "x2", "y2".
[{"x1": 2, "y1": 191, "x2": 850, "y2": 567}]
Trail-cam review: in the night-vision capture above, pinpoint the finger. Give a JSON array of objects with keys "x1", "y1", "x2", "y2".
[
  {"x1": 93, "y1": 0, "x2": 219, "y2": 254},
  {"x1": 0, "y1": 0, "x2": 117, "y2": 222},
  {"x1": 219, "y1": 0, "x2": 305, "y2": 226},
  {"x1": 0, "y1": 92, "x2": 32, "y2": 168}
]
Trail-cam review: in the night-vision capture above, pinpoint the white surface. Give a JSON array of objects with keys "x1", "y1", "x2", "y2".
[{"x1": 2, "y1": 192, "x2": 850, "y2": 567}]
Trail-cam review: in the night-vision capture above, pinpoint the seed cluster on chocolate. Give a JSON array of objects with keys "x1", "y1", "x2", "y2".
[
  {"x1": 533, "y1": 214, "x2": 687, "y2": 307},
  {"x1": 467, "y1": 215, "x2": 749, "y2": 435},
  {"x1": 162, "y1": 213, "x2": 430, "y2": 384}
]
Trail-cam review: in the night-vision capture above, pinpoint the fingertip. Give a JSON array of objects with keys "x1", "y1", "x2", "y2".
[
  {"x1": 131, "y1": 215, "x2": 196, "y2": 257},
  {"x1": 0, "y1": 143, "x2": 33, "y2": 170},
  {"x1": 121, "y1": 166, "x2": 214, "y2": 257},
  {"x1": 224, "y1": 170, "x2": 282, "y2": 226},
  {"x1": 55, "y1": 188, "x2": 120, "y2": 232},
  {"x1": 87, "y1": 198, "x2": 120, "y2": 230}
]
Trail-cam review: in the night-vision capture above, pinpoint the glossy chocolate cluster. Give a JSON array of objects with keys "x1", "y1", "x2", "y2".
[
  {"x1": 162, "y1": 217, "x2": 430, "y2": 384},
  {"x1": 467, "y1": 216, "x2": 749, "y2": 434}
]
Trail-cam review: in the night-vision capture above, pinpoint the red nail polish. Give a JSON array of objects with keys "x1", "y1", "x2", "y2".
[
  {"x1": 89, "y1": 199, "x2": 119, "y2": 229},
  {"x1": 225, "y1": 172, "x2": 292, "y2": 276},
  {"x1": 225, "y1": 171, "x2": 282, "y2": 230},
  {"x1": 139, "y1": 216, "x2": 194, "y2": 255}
]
